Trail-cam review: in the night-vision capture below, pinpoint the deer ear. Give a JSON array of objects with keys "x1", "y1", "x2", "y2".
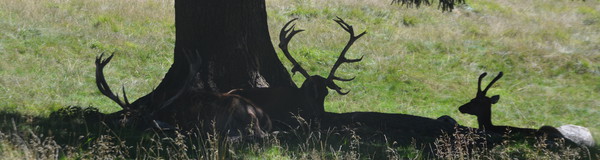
[{"x1": 490, "y1": 95, "x2": 500, "y2": 104}]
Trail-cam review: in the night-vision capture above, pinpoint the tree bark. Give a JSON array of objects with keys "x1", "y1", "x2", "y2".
[{"x1": 134, "y1": 0, "x2": 295, "y2": 111}]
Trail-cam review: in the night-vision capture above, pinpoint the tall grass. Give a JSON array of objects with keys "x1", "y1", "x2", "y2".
[{"x1": 0, "y1": 0, "x2": 599, "y2": 158}]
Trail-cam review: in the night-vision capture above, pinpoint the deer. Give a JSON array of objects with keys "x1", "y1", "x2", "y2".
[
  {"x1": 95, "y1": 52, "x2": 271, "y2": 138},
  {"x1": 458, "y1": 72, "x2": 563, "y2": 139},
  {"x1": 229, "y1": 17, "x2": 366, "y2": 126},
  {"x1": 154, "y1": 89, "x2": 272, "y2": 138}
]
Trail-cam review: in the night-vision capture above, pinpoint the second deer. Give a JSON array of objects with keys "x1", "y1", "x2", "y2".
[{"x1": 458, "y1": 72, "x2": 563, "y2": 138}]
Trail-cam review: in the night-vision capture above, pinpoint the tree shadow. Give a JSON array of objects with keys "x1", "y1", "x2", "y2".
[{"x1": 1, "y1": 107, "x2": 596, "y2": 159}]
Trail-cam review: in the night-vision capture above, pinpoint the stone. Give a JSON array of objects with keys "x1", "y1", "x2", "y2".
[{"x1": 557, "y1": 124, "x2": 595, "y2": 147}]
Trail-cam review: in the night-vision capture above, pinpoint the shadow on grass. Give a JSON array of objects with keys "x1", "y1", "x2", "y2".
[{"x1": 0, "y1": 106, "x2": 598, "y2": 159}]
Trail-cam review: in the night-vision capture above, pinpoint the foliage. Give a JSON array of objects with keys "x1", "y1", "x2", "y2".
[{"x1": 391, "y1": 0, "x2": 466, "y2": 12}]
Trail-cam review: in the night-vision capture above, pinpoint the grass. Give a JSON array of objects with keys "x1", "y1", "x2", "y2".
[{"x1": 0, "y1": 0, "x2": 599, "y2": 158}]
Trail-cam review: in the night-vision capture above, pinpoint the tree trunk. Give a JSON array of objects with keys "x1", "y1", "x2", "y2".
[{"x1": 134, "y1": 0, "x2": 295, "y2": 111}]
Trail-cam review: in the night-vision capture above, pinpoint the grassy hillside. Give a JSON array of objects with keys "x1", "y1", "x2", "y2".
[{"x1": 0, "y1": 0, "x2": 598, "y2": 158}]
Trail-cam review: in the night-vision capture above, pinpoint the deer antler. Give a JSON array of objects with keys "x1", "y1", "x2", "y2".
[
  {"x1": 279, "y1": 18, "x2": 311, "y2": 80},
  {"x1": 477, "y1": 72, "x2": 487, "y2": 96},
  {"x1": 482, "y1": 72, "x2": 503, "y2": 94},
  {"x1": 476, "y1": 72, "x2": 503, "y2": 96},
  {"x1": 95, "y1": 53, "x2": 130, "y2": 110},
  {"x1": 326, "y1": 17, "x2": 366, "y2": 95}
]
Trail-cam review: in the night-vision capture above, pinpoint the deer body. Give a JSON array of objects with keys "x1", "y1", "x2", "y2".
[
  {"x1": 228, "y1": 87, "x2": 305, "y2": 122},
  {"x1": 231, "y1": 76, "x2": 331, "y2": 121},
  {"x1": 459, "y1": 72, "x2": 562, "y2": 138},
  {"x1": 465, "y1": 106, "x2": 538, "y2": 135},
  {"x1": 161, "y1": 91, "x2": 271, "y2": 137}
]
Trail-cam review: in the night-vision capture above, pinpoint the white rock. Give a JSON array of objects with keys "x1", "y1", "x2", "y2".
[{"x1": 557, "y1": 124, "x2": 595, "y2": 147}]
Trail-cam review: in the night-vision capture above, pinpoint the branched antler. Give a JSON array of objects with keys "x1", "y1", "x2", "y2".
[
  {"x1": 95, "y1": 53, "x2": 130, "y2": 110},
  {"x1": 279, "y1": 18, "x2": 311, "y2": 80},
  {"x1": 277, "y1": 18, "x2": 365, "y2": 95},
  {"x1": 326, "y1": 17, "x2": 366, "y2": 95}
]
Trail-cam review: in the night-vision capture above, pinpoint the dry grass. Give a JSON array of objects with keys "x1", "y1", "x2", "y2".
[{"x1": 0, "y1": 111, "x2": 596, "y2": 159}]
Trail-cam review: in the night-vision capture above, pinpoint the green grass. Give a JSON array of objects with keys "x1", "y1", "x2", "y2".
[{"x1": 0, "y1": 0, "x2": 599, "y2": 158}]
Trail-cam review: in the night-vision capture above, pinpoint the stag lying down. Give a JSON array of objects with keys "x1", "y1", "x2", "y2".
[
  {"x1": 95, "y1": 53, "x2": 271, "y2": 138},
  {"x1": 231, "y1": 17, "x2": 365, "y2": 127}
]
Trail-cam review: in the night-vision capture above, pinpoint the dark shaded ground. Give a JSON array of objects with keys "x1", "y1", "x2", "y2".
[{"x1": 0, "y1": 107, "x2": 597, "y2": 159}]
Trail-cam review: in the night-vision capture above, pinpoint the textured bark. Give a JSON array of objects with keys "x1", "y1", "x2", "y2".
[{"x1": 133, "y1": 0, "x2": 295, "y2": 112}]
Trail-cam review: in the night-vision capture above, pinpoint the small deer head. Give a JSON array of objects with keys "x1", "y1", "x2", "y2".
[{"x1": 459, "y1": 72, "x2": 503, "y2": 117}]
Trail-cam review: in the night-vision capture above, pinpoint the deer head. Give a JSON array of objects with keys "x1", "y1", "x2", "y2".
[
  {"x1": 458, "y1": 72, "x2": 503, "y2": 128},
  {"x1": 278, "y1": 17, "x2": 365, "y2": 115}
]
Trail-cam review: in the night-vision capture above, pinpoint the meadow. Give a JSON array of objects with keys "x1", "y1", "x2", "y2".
[{"x1": 0, "y1": 0, "x2": 599, "y2": 159}]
